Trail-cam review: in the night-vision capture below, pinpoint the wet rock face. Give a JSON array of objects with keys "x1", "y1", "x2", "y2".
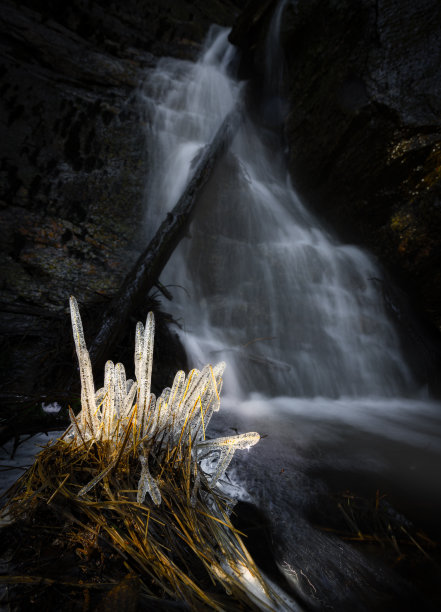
[
  {"x1": 231, "y1": 0, "x2": 441, "y2": 334},
  {"x1": 0, "y1": 0, "x2": 241, "y2": 400}
]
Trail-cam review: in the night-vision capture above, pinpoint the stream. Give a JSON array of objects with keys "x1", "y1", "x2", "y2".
[{"x1": 139, "y1": 10, "x2": 441, "y2": 610}]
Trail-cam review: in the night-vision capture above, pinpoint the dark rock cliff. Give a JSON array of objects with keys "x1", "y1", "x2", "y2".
[
  {"x1": 230, "y1": 0, "x2": 441, "y2": 379},
  {"x1": 0, "y1": 0, "x2": 242, "y2": 405}
]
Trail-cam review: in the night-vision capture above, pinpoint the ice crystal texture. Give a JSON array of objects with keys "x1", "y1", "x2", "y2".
[{"x1": 68, "y1": 296, "x2": 259, "y2": 505}]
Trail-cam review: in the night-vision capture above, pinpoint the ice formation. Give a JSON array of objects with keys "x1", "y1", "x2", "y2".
[{"x1": 68, "y1": 296, "x2": 260, "y2": 505}]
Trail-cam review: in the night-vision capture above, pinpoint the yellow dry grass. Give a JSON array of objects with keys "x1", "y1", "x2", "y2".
[{"x1": 1, "y1": 419, "x2": 277, "y2": 610}]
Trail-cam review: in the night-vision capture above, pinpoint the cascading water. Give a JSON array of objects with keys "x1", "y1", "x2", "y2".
[
  {"x1": 139, "y1": 21, "x2": 441, "y2": 601},
  {"x1": 141, "y1": 25, "x2": 415, "y2": 400},
  {"x1": 139, "y1": 9, "x2": 441, "y2": 524},
  {"x1": 142, "y1": 16, "x2": 441, "y2": 599}
]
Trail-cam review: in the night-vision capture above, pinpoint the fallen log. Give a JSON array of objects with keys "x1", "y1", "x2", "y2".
[{"x1": 88, "y1": 104, "x2": 243, "y2": 370}]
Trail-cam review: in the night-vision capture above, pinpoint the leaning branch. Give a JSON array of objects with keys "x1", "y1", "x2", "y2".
[{"x1": 88, "y1": 104, "x2": 243, "y2": 369}]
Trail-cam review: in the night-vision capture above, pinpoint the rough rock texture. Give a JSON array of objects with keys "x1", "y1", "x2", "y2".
[
  {"x1": 230, "y1": 0, "x2": 441, "y2": 349},
  {"x1": 0, "y1": 0, "x2": 242, "y2": 403}
]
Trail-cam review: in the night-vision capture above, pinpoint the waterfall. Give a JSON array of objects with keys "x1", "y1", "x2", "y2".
[
  {"x1": 137, "y1": 14, "x2": 441, "y2": 567},
  {"x1": 141, "y1": 25, "x2": 415, "y2": 401},
  {"x1": 136, "y1": 9, "x2": 441, "y2": 604}
]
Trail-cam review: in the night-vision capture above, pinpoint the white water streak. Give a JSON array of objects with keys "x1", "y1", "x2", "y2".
[{"x1": 142, "y1": 25, "x2": 415, "y2": 401}]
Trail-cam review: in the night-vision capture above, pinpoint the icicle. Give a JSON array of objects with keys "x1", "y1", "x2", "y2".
[
  {"x1": 137, "y1": 455, "x2": 161, "y2": 505},
  {"x1": 173, "y1": 369, "x2": 199, "y2": 432},
  {"x1": 191, "y1": 375, "x2": 218, "y2": 443},
  {"x1": 180, "y1": 367, "x2": 211, "y2": 432},
  {"x1": 70, "y1": 295, "x2": 87, "y2": 356},
  {"x1": 69, "y1": 296, "x2": 98, "y2": 436},
  {"x1": 211, "y1": 362, "x2": 224, "y2": 411},
  {"x1": 123, "y1": 381, "x2": 137, "y2": 418},
  {"x1": 169, "y1": 370, "x2": 186, "y2": 414},
  {"x1": 208, "y1": 446, "x2": 235, "y2": 487},
  {"x1": 156, "y1": 387, "x2": 171, "y2": 433},
  {"x1": 146, "y1": 393, "x2": 157, "y2": 438},
  {"x1": 189, "y1": 394, "x2": 209, "y2": 443},
  {"x1": 95, "y1": 387, "x2": 105, "y2": 406},
  {"x1": 114, "y1": 362, "x2": 126, "y2": 419},
  {"x1": 134, "y1": 321, "x2": 144, "y2": 383},
  {"x1": 197, "y1": 432, "x2": 260, "y2": 452},
  {"x1": 196, "y1": 433, "x2": 259, "y2": 487},
  {"x1": 82, "y1": 351, "x2": 99, "y2": 434},
  {"x1": 137, "y1": 312, "x2": 155, "y2": 423},
  {"x1": 138, "y1": 392, "x2": 156, "y2": 439},
  {"x1": 202, "y1": 366, "x2": 222, "y2": 429},
  {"x1": 101, "y1": 360, "x2": 114, "y2": 440},
  {"x1": 216, "y1": 379, "x2": 223, "y2": 407},
  {"x1": 213, "y1": 360, "x2": 226, "y2": 388},
  {"x1": 184, "y1": 368, "x2": 201, "y2": 400}
]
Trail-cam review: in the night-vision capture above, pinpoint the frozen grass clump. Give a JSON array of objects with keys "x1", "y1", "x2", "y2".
[{"x1": 1, "y1": 297, "x2": 282, "y2": 611}]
